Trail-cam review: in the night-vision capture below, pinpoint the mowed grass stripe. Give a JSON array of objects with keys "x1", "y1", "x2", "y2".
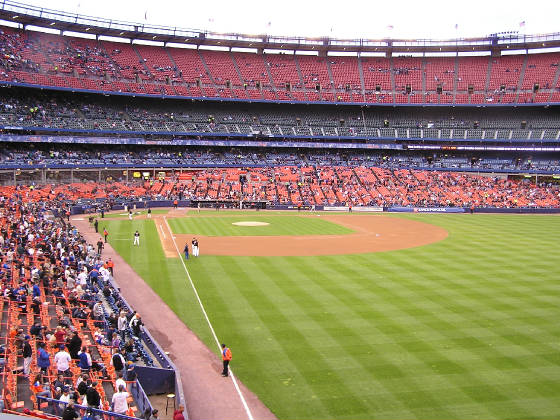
[
  {"x1": 167, "y1": 215, "x2": 353, "y2": 236},
  {"x1": 308, "y1": 254, "x2": 509, "y2": 415},
  {"x1": 218, "y1": 255, "x2": 464, "y2": 417},
  {"x1": 244, "y1": 260, "x2": 377, "y2": 417},
  {"x1": 201, "y1": 256, "x2": 366, "y2": 418},
  {"x1": 281, "y1": 257, "x2": 462, "y2": 418},
  {"x1": 206, "y1": 255, "x2": 411, "y2": 417},
  {"x1": 108, "y1": 214, "x2": 560, "y2": 419}
]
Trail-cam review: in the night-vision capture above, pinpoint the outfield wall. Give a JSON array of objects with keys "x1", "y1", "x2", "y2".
[
  {"x1": 72, "y1": 201, "x2": 560, "y2": 215},
  {"x1": 472, "y1": 207, "x2": 560, "y2": 214}
]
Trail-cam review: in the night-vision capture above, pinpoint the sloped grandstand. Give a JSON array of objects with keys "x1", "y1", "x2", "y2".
[
  {"x1": 0, "y1": 1, "x2": 560, "y2": 105},
  {"x1": 0, "y1": 87, "x2": 559, "y2": 209},
  {"x1": 1, "y1": 1, "x2": 560, "y2": 420},
  {"x1": 1, "y1": 17, "x2": 560, "y2": 105}
]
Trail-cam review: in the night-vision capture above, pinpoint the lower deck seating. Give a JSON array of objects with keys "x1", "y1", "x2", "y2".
[
  {"x1": 0, "y1": 201, "x2": 163, "y2": 418},
  {"x1": 0, "y1": 163, "x2": 558, "y2": 208}
]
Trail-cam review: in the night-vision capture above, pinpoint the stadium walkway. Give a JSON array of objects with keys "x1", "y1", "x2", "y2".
[{"x1": 72, "y1": 215, "x2": 277, "y2": 420}]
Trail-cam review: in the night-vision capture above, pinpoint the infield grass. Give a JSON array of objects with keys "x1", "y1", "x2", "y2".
[
  {"x1": 167, "y1": 215, "x2": 354, "y2": 236},
  {"x1": 102, "y1": 213, "x2": 560, "y2": 420}
]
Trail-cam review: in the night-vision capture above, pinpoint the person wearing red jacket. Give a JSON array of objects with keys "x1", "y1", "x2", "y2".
[
  {"x1": 173, "y1": 405, "x2": 185, "y2": 420},
  {"x1": 221, "y1": 344, "x2": 232, "y2": 377}
]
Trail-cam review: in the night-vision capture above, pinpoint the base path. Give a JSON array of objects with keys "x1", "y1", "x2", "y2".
[
  {"x1": 160, "y1": 214, "x2": 448, "y2": 257},
  {"x1": 72, "y1": 217, "x2": 277, "y2": 420}
]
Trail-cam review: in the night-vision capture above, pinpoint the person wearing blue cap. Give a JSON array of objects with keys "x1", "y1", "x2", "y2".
[
  {"x1": 22, "y1": 335, "x2": 32, "y2": 377},
  {"x1": 59, "y1": 386, "x2": 71, "y2": 411}
]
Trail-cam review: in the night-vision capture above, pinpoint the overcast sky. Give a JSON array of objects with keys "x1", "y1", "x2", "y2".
[{"x1": 14, "y1": 0, "x2": 560, "y2": 40}]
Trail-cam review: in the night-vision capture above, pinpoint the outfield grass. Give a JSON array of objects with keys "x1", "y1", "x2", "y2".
[
  {"x1": 103, "y1": 213, "x2": 560, "y2": 419},
  {"x1": 168, "y1": 215, "x2": 354, "y2": 236}
]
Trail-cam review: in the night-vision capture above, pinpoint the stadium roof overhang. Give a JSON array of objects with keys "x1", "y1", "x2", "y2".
[{"x1": 2, "y1": 0, "x2": 560, "y2": 54}]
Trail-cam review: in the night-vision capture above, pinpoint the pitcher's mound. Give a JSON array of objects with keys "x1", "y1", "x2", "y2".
[{"x1": 232, "y1": 221, "x2": 270, "y2": 227}]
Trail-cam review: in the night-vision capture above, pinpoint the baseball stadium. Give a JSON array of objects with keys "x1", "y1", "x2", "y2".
[{"x1": 0, "y1": 1, "x2": 560, "y2": 420}]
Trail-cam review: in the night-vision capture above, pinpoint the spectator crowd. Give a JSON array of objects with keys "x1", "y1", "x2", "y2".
[{"x1": 0, "y1": 194, "x2": 168, "y2": 419}]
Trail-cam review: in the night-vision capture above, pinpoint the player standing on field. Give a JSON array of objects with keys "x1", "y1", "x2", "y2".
[
  {"x1": 221, "y1": 344, "x2": 232, "y2": 377},
  {"x1": 192, "y1": 238, "x2": 199, "y2": 257},
  {"x1": 133, "y1": 230, "x2": 140, "y2": 246}
]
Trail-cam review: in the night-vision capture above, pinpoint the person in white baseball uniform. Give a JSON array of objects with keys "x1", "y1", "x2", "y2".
[
  {"x1": 133, "y1": 230, "x2": 140, "y2": 246},
  {"x1": 192, "y1": 238, "x2": 199, "y2": 257}
]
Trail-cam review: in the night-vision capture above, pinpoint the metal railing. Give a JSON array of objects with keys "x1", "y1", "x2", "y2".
[
  {"x1": 106, "y1": 276, "x2": 188, "y2": 419},
  {"x1": 129, "y1": 380, "x2": 152, "y2": 417},
  {"x1": 2, "y1": 0, "x2": 560, "y2": 52}
]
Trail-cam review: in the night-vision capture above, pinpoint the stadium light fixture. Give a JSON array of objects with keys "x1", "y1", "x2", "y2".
[
  {"x1": 50, "y1": 22, "x2": 56, "y2": 26},
  {"x1": 12, "y1": 15, "x2": 18, "y2": 19}
]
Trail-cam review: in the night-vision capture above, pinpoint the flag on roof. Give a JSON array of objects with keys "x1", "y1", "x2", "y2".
[
  {"x1": 519, "y1": 21, "x2": 526, "y2": 27},
  {"x1": 454, "y1": 23, "x2": 459, "y2": 30},
  {"x1": 387, "y1": 25, "x2": 394, "y2": 30}
]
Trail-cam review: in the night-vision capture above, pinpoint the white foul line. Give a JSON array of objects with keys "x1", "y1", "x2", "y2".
[
  {"x1": 158, "y1": 221, "x2": 167, "y2": 239},
  {"x1": 163, "y1": 217, "x2": 254, "y2": 420}
]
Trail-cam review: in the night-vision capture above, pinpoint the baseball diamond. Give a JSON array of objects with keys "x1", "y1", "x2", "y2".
[{"x1": 159, "y1": 213, "x2": 448, "y2": 256}]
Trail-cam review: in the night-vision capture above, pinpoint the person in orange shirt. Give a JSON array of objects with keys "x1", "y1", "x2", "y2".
[
  {"x1": 221, "y1": 344, "x2": 232, "y2": 377},
  {"x1": 106, "y1": 258, "x2": 114, "y2": 276},
  {"x1": 9, "y1": 326, "x2": 22, "y2": 340}
]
